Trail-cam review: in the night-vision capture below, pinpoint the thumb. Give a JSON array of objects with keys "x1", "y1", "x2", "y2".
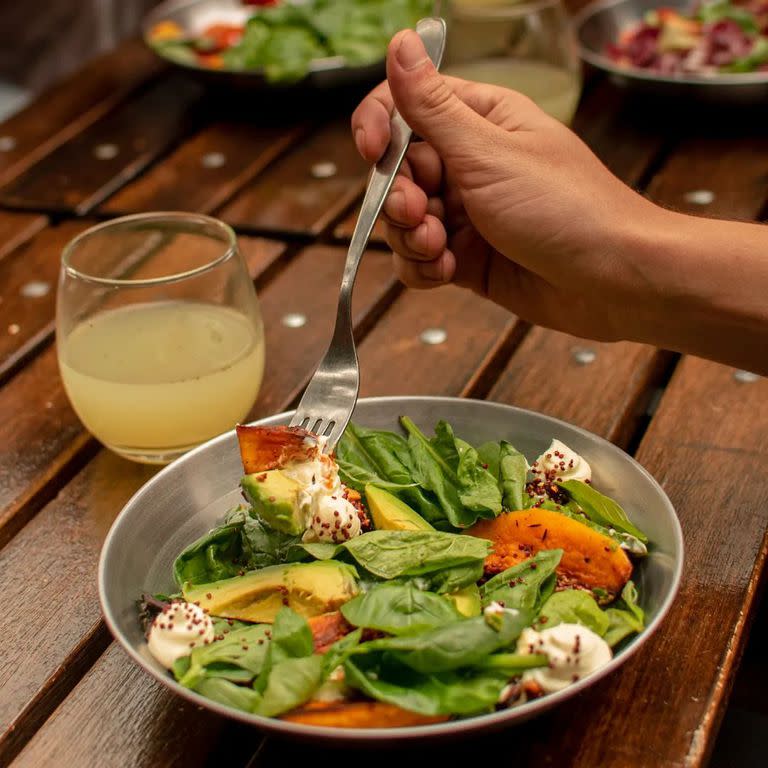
[{"x1": 386, "y1": 29, "x2": 487, "y2": 164}]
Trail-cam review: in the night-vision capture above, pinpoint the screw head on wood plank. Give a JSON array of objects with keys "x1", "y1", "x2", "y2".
[
  {"x1": 733, "y1": 370, "x2": 760, "y2": 383},
  {"x1": 20, "y1": 281, "x2": 51, "y2": 298},
  {"x1": 571, "y1": 346, "x2": 596, "y2": 365},
  {"x1": 0, "y1": 135, "x2": 17, "y2": 152},
  {"x1": 310, "y1": 161, "x2": 338, "y2": 179},
  {"x1": 201, "y1": 152, "x2": 227, "y2": 169},
  {"x1": 684, "y1": 189, "x2": 715, "y2": 205},
  {"x1": 420, "y1": 327, "x2": 447, "y2": 345},
  {"x1": 93, "y1": 143, "x2": 120, "y2": 160},
  {"x1": 282, "y1": 312, "x2": 307, "y2": 328}
]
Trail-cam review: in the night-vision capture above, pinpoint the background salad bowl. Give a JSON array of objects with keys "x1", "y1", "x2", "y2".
[{"x1": 99, "y1": 396, "x2": 683, "y2": 742}]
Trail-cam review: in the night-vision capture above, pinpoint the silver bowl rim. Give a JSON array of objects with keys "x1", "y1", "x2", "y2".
[
  {"x1": 98, "y1": 395, "x2": 684, "y2": 741},
  {"x1": 142, "y1": 0, "x2": 378, "y2": 77},
  {"x1": 574, "y1": 0, "x2": 768, "y2": 87}
]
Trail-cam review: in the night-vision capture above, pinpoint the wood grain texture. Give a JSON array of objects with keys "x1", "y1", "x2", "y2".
[
  {"x1": 357, "y1": 285, "x2": 521, "y2": 398},
  {"x1": 0, "y1": 237, "x2": 285, "y2": 548},
  {"x1": 646, "y1": 133, "x2": 768, "y2": 219},
  {"x1": 1, "y1": 74, "x2": 205, "y2": 214},
  {"x1": 218, "y1": 120, "x2": 369, "y2": 236},
  {"x1": 489, "y1": 327, "x2": 672, "y2": 447},
  {"x1": 101, "y1": 122, "x2": 307, "y2": 215},
  {"x1": 0, "y1": 211, "x2": 47, "y2": 263},
  {"x1": 0, "y1": 39, "x2": 162, "y2": 187},
  {"x1": 13, "y1": 645, "x2": 259, "y2": 768},
  {"x1": 0, "y1": 221, "x2": 91, "y2": 382}
]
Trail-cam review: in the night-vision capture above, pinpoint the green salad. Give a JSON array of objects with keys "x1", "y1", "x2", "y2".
[
  {"x1": 149, "y1": 0, "x2": 433, "y2": 83},
  {"x1": 139, "y1": 418, "x2": 648, "y2": 728}
]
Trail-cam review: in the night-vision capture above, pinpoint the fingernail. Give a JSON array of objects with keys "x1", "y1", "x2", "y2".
[
  {"x1": 354, "y1": 127, "x2": 365, "y2": 155},
  {"x1": 396, "y1": 30, "x2": 428, "y2": 71}
]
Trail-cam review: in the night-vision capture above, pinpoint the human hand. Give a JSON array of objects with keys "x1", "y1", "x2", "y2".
[{"x1": 351, "y1": 29, "x2": 667, "y2": 342}]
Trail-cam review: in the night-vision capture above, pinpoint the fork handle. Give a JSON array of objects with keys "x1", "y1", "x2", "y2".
[{"x1": 336, "y1": 18, "x2": 447, "y2": 323}]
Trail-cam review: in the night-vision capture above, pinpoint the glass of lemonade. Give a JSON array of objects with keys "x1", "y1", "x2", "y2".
[
  {"x1": 443, "y1": 0, "x2": 582, "y2": 125},
  {"x1": 57, "y1": 213, "x2": 265, "y2": 465}
]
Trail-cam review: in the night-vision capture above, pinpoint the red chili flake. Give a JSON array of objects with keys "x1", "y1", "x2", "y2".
[
  {"x1": 584, "y1": 557, "x2": 591, "y2": 564},
  {"x1": 572, "y1": 674, "x2": 580, "y2": 682},
  {"x1": 333, "y1": 510, "x2": 340, "y2": 517},
  {"x1": 268, "y1": 496, "x2": 276, "y2": 503},
  {"x1": 206, "y1": 593, "x2": 212, "y2": 600},
  {"x1": 530, "y1": 563, "x2": 537, "y2": 570},
  {"x1": 238, "y1": 570, "x2": 245, "y2": 577},
  {"x1": 227, "y1": 619, "x2": 234, "y2": 625},
  {"x1": 258, "y1": 638, "x2": 265, "y2": 645},
  {"x1": 189, "y1": 642, "x2": 195, "y2": 648},
  {"x1": 199, "y1": 629, "x2": 205, "y2": 636},
  {"x1": 539, "y1": 615, "x2": 548, "y2": 624}
]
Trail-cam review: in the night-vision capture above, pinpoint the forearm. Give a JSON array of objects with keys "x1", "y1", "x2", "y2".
[{"x1": 620, "y1": 205, "x2": 768, "y2": 375}]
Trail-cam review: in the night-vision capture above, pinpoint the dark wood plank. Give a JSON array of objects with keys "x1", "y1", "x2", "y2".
[
  {"x1": 0, "y1": 237, "x2": 286, "y2": 548},
  {"x1": 100, "y1": 122, "x2": 307, "y2": 216},
  {"x1": 218, "y1": 120, "x2": 369, "y2": 237},
  {"x1": 646, "y1": 133, "x2": 768, "y2": 219},
  {"x1": 357, "y1": 285, "x2": 522, "y2": 397},
  {"x1": 0, "y1": 40, "x2": 162, "y2": 187},
  {"x1": 0, "y1": 75, "x2": 205, "y2": 215},
  {"x1": 12, "y1": 645, "x2": 258, "y2": 768},
  {"x1": 248, "y1": 245, "x2": 398, "y2": 419},
  {"x1": 0, "y1": 221, "x2": 91, "y2": 383},
  {"x1": 0, "y1": 211, "x2": 47, "y2": 263},
  {"x1": 489, "y1": 327, "x2": 672, "y2": 447},
  {"x1": 0, "y1": 244, "x2": 393, "y2": 763}
]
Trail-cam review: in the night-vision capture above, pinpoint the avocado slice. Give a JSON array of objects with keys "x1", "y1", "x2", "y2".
[
  {"x1": 241, "y1": 470, "x2": 305, "y2": 535},
  {"x1": 365, "y1": 484, "x2": 434, "y2": 531},
  {"x1": 446, "y1": 584, "x2": 482, "y2": 617},
  {"x1": 183, "y1": 561, "x2": 359, "y2": 623}
]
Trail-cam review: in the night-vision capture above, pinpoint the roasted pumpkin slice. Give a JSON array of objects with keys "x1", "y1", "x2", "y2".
[
  {"x1": 236, "y1": 425, "x2": 318, "y2": 474},
  {"x1": 281, "y1": 700, "x2": 449, "y2": 728},
  {"x1": 308, "y1": 611, "x2": 352, "y2": 653},
  {"x1": 468, "y1": 508, "x2": 632, "y2": 597}
]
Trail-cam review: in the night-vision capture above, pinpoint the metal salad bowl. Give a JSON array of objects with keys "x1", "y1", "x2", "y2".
[
  {"x1": 142, "y1": 0, "x2": 384, "y2": 90},
  {"x1": 99, "y1": 396, "x2": 683, "y2": 743},
  {"x1": 575, "y1": 0, "x2": 768, "y2": 105}
]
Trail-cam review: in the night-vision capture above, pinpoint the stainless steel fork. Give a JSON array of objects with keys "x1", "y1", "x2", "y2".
[{"x1": 290, "y1": 17, "x2": 446, "y2": 450}]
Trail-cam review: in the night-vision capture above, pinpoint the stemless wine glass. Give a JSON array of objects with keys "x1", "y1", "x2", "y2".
[
  {"x1": 57, "y1": 213, "x2": 265, "y2": 465},
  {"x1": 443, "y1": 0, "x2": 582, "y2": 124}
]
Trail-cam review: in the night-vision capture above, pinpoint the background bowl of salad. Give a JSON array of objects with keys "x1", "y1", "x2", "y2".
[
  {"x1": 143, "y1": 0, "x2": 433, "y2": 89},
  {"x1": 575, "y1": 0, "x2": 768, "y2": 103}
]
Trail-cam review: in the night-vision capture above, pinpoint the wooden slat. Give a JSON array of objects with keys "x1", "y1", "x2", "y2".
[
  {"x1": 13, "y1": 645, "x2": 257, "y2": 768},
  {"x1": 0, "y1": 75, "x2": 205, "y2": 215},
  {"x1": 489, "y1": 327, "x2": 672, "y2": 447},
  {"x1": 646, "y1": 133, "x2": 768, "y2": 219},
  {"x1": 357, "y1": 285, "x2": 521, "y2": 397},
  {"x1": 0, "y1": 40, "x2": 162, "y2": 187},
  {"x1": 218, "y1": 120, "x2": 369, "y2": 236},
  {"x1": 0, "y1": 244, "x2": 393, "y2": 764},
  {"x1": 100, "y1": 121, "x2": 307, "y2": 215},
  {"x1": 0, "y1": 221, "x2": 91, "y2": 382},
  {"x1": 0, "y1": 237, "x2": 286, "y2": 548},
  {"x1": 0, "y1": 211, "x2": 47, "y2": 263}
]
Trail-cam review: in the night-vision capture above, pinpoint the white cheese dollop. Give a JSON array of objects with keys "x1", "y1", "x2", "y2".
[
  {"x1": 517, "y1": 623, "x2": 612, "y2": 693},
  {"x1": 147, "y1": 602, "x2": 214, "y2": 670},
  {"x1": 531, "y1": 439, "x2": 592, "y2": 484}
]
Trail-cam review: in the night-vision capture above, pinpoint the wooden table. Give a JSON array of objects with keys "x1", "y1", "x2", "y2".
[{"x1": 0, "y1": 36, "x2": 767, "y2": 768}]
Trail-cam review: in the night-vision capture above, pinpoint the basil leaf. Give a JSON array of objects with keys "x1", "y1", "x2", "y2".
[
  {"x1": 603, "y1": 581, "x2": 645, "y2": 647},
  {"x1": 480, "y1": 549, "x2": 563, "y2": 613},
  {"x1": 499, "y1": 441, "x2": 528, "y2": 511},
  {"x1": 424, "y1": 560, "x2": 486, "y2": 594},
  {"x1": 321, "y1": 628, "x2": 363, "y2": 676},
  {"x1": 254, "y1": 655, "x2": 325, "y2": 717},
  {"x1": 356, "y1": 608, "x2": 533, "y2": 673},
  {"x1": 344, "y1": 653, "x2": 510, "y2": 716},
  {"x1": 193, "y1": 677, "x2": 261, "y2": 712},
  {"x1": 341, "y1": 582, "x2": 462, "y2": 636},
  {"x1": 538, "y1": 589, "x2": 610, "y2": 636},
  {"x1": 253, "y1": 607, "x2": 314, "y2": 695},
  {"x1": 172, "y1": 514, "x2": 245, "y2": 588},
  {"x1": 561, "y1": 480, "x2": 648, "y2": 543}
]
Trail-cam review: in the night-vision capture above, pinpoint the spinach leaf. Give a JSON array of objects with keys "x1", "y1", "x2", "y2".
[
  {"x1": 321, "y1": 628, "x2": 363, "y2": 676},
  {"x1": 402, "y1": 418, "x2": 501, "y2": 527},
  {"x1": 561, "y1": 480, "x2": 648, "y2": 543},
  {"x1": 341, "y1": 582, "x2": 462, "y2": 636},
  {"x1": 424, "y1": 560, "x2": 486, "y2": 594},
  {"x1": 176, "y1": 624, "x2": 271, "y2": 689},
  {"x1": 344, "y1": 653, "x2": 509, "y2": 716},
  {"x1": 356, "y1": 607, "x2": 532, "y2": 673},
  {"x1": 260, "y1": 26, "x2": 325, "y2": 83},
  {"x1": 698, "y1": 0, "x2": 759, "y2": 33},
  {"x1": 480, "y1": 549, "x2": 562, "y2": 613},
  {"x1": 172, "y1": 514, "x2": 245, "y2": 587},
  {"x1": 337, "y1": 422, "x2": 444, "y2": 524},
  {"x1": 229, "y1": 508, "x2": 302, "y2": 568},
  {"x1": 342, "y1": 530, "x2": 490, "y2": 580},
  {"x1": 194, "y1": 677, "x2": 260, "y2": 713},
  {"x1": 499, "y1": 442, "x2": 528, "y2": 511},
  {"x1": 254, "y1": 655, "x2": 324, "y2": 717},
  {"x1": 603, "y1": 581, "x2": 645, "y2": 647},
  {"x1": 476, "y1": 653, "x2": 549, "y2": 674},
  {"x1": 538, "y1": 589, "x2": 609, "y2": 637}
]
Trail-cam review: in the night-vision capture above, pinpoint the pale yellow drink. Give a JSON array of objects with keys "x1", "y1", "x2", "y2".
[
  {"x1": 59, "y1": 301, "x2": 264, "y2": 459},
  {"x1": 444, "y1": 58, "x2": 582, "y2": 124}
]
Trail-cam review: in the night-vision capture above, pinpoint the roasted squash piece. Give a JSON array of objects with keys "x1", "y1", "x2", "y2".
[
  {"x1": 468, "y1": 508, "x2": 632, "y2": 597},
  {"x1": 308, "y1": 611, "x2": 352, "y2": 653},
  {"x1": 281, "y1": 700, "x2": 449, "y2": 728},
  {"x1": 236, "y1": 425, "x2": 318, "y2": 474}
]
